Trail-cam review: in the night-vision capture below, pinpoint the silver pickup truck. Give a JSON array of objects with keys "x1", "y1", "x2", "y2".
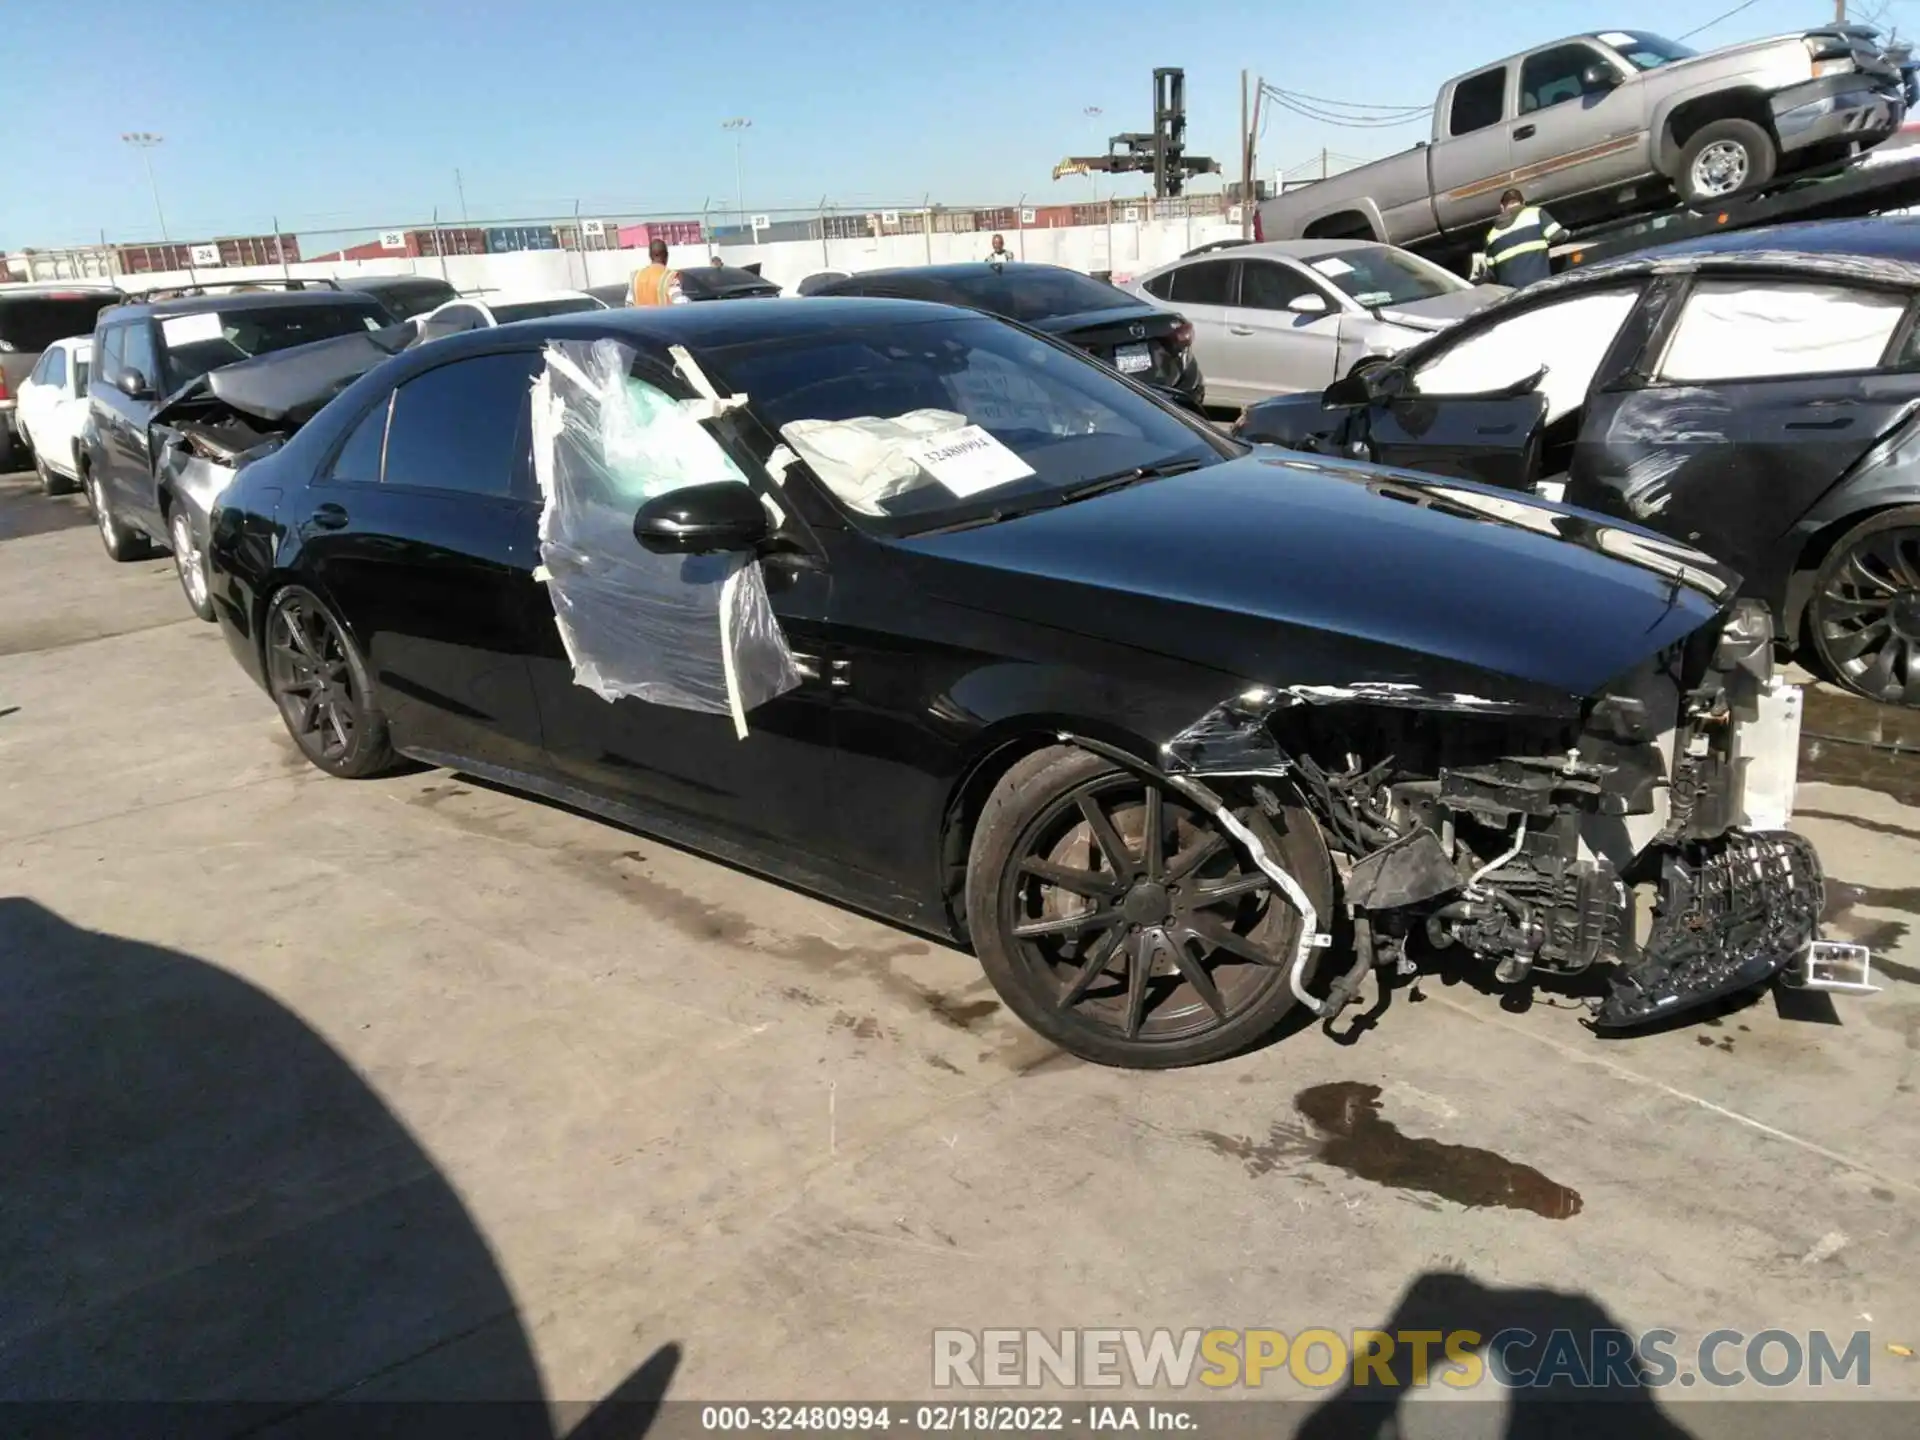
[{"x1": 1256, "y1": 27, "x2": 1905, "y2": 255}]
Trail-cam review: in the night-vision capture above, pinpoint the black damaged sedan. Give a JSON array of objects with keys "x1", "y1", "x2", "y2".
[{"x1": 206, "y1": 297, "x2": 1836, "y2": 1068}]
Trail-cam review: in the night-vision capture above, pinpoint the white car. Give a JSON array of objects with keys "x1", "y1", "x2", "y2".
[
  {"x1": 415, "y1": 290, "x2": 607, "y2": 344},
  {"x1": 1123, "y1": 239, "x2": 1507, "y2": 408},
  {"x1": 15, "y1": 336, "x2": 92, "y2": 495}
]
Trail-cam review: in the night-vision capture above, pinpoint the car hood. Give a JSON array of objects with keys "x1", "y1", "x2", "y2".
[
  {"x1": 1367, "y1": 283, "x2": 1509, "y2": 330},
  {"x1": 897, "y1": 449, "x2": 1738, "y2": 706},
  {"x1": 151, "y1": 322, "x2": 418, "y2": 431}
]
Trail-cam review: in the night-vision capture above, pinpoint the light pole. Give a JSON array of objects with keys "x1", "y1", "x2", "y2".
[
  {"x1": 121, "y1": 132, "x2": 172, "y2": 241},
  {"x1": 1082, "y1": 107, "x2": 1104, "y2": 201},
  {"x1": 722, "y1": 118, "x2": 751, "y2": 228},
  {"x1": 122, "y1": 131, "x2": 195, "y2": 283}
]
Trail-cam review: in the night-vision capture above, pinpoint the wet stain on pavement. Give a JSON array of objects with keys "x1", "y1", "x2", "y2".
[
  {"x1": 1696, "y1": 1033, "x2": 1735, "y2": 1053},
  {"x1": 0, "y1": 493, "x2": 91, "y2": 542},
  {"x1": 1196, "y1": 1082, "x2": 1584, "y2": 1219},
  {"x1": 1797, "y1": 809, "x2": 1920, "y2": 845},
  {"x1": 1822, "y1": 881, "x2": 1918, "y2": 975},
  {"x1": 1799, "y1": 687, "x2": 1920, "y2": 807}
]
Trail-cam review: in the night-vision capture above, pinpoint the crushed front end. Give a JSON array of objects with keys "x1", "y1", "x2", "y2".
[{"x1": 1162, "y1": 599, "x2": 1848, "y2": 1031}]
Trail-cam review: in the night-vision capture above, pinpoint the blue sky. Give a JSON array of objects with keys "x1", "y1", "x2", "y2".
[{"x1": 2, "y1": 0, "x2": 1900, "y2": 250}]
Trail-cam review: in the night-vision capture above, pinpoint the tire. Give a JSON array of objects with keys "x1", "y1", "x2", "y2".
[
  {"x1": 1675, "y1": 119, "x2": 1776, "y2": 205},
  {"x1": 35, "y1": 447, "x2": 77, "y2": 497},
  {"x1": 263, "y1": 585, "x2": 397, "y2": 779},
  {"x1": 168, "y1": 504, "x2": 216, "y2": 622},
  {"x1": 83, "y1": 469, "x2": 152, "y2": 562},
  {"x1": 1806, "y1": 506, "x2": 1920, "y2": 708},
  {"x1": 0, "y1": 428, "x2": 16, "y2": 474},
  {"x1": 964, "y1": 745, "x2": 1336, "y2": 1069}
]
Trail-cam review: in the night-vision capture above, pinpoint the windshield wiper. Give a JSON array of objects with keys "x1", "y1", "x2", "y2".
[{"x1": 1056, "y1": 456, "x2": 1207, "y2": 504}]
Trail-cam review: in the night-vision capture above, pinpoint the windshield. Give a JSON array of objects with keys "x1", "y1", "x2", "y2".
[
  {"x1": 932, "y1": 267, "x2": 1140, "y2": 323},
  {"x1": 159, "y1": 304, "x2": 386, "y2": 391},
  {"x1": 490, "y1": 297, "x2": 604, "y2": 323},
  {"x1": 706, "y1": 315, "x2": 1230, "y2": 537},
  {"x1": 1591, "y1": 31, "x2": 1696, "y2": 70},
  {"x1": 1302, "y1": 247, "x2": 1467, "y2": 308},
  {"x1": 0, "y1": 295, "x2": 121, "y2": 353}
]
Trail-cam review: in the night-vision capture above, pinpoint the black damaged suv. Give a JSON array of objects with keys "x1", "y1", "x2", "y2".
[{"x1": 81, "y1": 290, "x2": 390, "y2": 610}]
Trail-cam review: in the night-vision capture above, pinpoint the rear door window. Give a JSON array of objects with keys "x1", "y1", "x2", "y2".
[
  {"x1": 381, "y1": 352, "x2": 544, "y2": 498},
  {"x1": 327, "y1": 394, "x2": 392, "y2": 484},
  {"x1": 1449, "y1": 68, "x2": 1507, "y2": 136},
  {"x1": 1168, "y1": 260, "x2": 1235, "y2": 305},
  {"x1": 1658, "y1": 281, "x2": 1907, "y2": 381}
]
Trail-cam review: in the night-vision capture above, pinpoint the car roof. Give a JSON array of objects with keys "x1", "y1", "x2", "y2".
[
  {"x1": 450, "y1": 290, "x2": 597, "y2": 308},
  {"x1": 828, "y1": 262, "x2": 1083, "y2": 284},
  {"x1": 106, "y1": 290, "x2": 390, "y2": 321},
  {"x1": 1638, "y1": 216, "x2": 1920, "y2": 266},
  {"x1": 415, "y1": 296, "x2": 964, "y2": 357},
  {"x1": 338, "y1": 274, "x2": 456, "y2": 292},
  {"x1": 1529, "y1": 216, "x2": 1920, "y2": 300}
]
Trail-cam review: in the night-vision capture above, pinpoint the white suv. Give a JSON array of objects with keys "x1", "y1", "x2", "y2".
[{"x1": 14, "y1": 335, "x2": 92, "y2": 494}]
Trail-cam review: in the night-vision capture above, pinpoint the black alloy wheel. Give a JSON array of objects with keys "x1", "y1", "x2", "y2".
[
  {"x1": 264, "y1": 587, "x2": 394, "y2": 778},
  {"x1": 967, "y1": 746, "x2": 1334, "y2": 1068},
  {"x1": 1810, "y1": 508, "x2": 1920, "y2": 708}
]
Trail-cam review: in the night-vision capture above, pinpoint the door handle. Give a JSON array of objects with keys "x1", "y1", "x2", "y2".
[
  {"x1": 1228, "y1": 325, "x2": 1255, "y2": 335},
  {"x1": 1513, "y1": 124, "x2": 1537, "y2": 140},
  {"x1": 1785, "y1": 418, "x2": 1853, "y2": 431},
  {"x1": 309, "y1": 502, "x2": 350, "y2": 530},
  {"x1": 1476, "y1": 424, "x2": 1519, "y2": 435}
]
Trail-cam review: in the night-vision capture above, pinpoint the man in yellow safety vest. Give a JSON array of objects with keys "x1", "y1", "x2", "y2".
[
  {"x1": 1472, "y1": 189, "x2": 1566, "y2": 289},
  {"x1": 629, "y1": 239, "x2": 687, "y2": 306}
]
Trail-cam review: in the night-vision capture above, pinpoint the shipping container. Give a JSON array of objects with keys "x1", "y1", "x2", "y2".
[
  {"x1": 615, "y1": 220, "x2": 706, "y2": 251},
  {"x1": 484, "y1": 224, "x2": 561, "y2": 254},
  {"x1": 556, "y1": 218, "x2": 625, "y2": 251},
  {"x1": 1028, "y1": 204, "x2": 1079, "y2": 229},
  {"x1": 113, "y1": 234, "x2": 301, "y2": 274}
]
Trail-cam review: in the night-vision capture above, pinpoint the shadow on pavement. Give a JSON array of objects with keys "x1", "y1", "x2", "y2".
[
  {"x1": 1296, "y1": 1269, "x2": 1694, "y2": 1440},
  {"x1": 0, "y1": 897, "x2": 674, "y2": 1437}
]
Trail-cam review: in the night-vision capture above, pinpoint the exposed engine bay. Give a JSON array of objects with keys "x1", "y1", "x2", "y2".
[{"x1": 1114, "y1": 600, "x2": 1843, "y2": 1031}]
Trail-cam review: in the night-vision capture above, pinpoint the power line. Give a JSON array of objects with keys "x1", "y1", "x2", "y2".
[
  {"x1": 1678, "y1": 0, "x2": 1764, "y2": 41},
  {"x1": 1258, "y1": 82, "x2": 1431, "y2": 129}
]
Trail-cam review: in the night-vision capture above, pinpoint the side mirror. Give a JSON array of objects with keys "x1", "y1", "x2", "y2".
[
  {"x1": 1582, "y1": 63, "x2": 1620, "y2": 90},
  {"x1": 1287, "y1": 293, "x2": 1330, "y2": 316},
  {"x1": 117, "y1": 367, "x2": 152, "y2": 399},
  {"x1": 1325, "y1": 361, "x2": 1408, "y2": 407},
  {"x1": 634, "y1": 481, "x2": 771, "y2": 555}
]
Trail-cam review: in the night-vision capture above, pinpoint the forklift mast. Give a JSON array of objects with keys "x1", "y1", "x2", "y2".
[{"x1": 1052, "y1": 67, "x2": 1220, "y2": 198}]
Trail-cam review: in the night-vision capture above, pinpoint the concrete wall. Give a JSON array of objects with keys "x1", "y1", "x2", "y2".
[{"x1": 103, "y1": 216, "x2": 1245, "y2": 299}]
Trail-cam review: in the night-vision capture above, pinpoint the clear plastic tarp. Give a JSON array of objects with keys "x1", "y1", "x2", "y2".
[
  {"x1": 529, "y1": 338, "x2": 800, "y2": 737},
  {"x1": 1656, "y1": 281, "x2": 1908, "y2": 382}
]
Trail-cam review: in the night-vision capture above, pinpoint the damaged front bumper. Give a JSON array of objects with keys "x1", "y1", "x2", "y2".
[{"x1": 1593, "y1": 828, "x2": 1825, "y2": 1030}]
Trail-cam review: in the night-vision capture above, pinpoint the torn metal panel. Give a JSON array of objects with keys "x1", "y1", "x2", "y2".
[{"x1": 529, "y1": 337, "x2": 800, "y2": 737}]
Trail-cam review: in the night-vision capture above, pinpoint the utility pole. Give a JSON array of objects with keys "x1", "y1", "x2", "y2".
[
  {"x1": 455, "y1": 168, "x2": 468, "y2": 222},
  {"x1": 722, "y1": 118, "x2": 751, "y2": 228},
  {"x1": 1836, "y1": 0, "x2": 1847, "y2": 24},
  {"x1": 1321, "y1": 148, "x2": 1329, "y2": 180},
  {"x1": 1240, "y1": 70, "x2": 1250, "y2": 238},
  {"x1": 1083, "y1": 107, "x2": 1104, "y2": 201}
]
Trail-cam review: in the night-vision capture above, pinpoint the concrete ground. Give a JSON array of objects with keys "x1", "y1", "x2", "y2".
[{"x1": 4, "y1": 465, "x2": 1920, "y2": 1436}]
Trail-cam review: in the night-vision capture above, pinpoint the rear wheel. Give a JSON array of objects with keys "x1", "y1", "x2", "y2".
[
  {"x1": 168, "y1": 506, "x2": 216, "y2": 622},
  {"x1": 1808, "y1": 507, "x2": 1920, "y2": 708},
  {"x1": 264, "y1": 586, "x2": 396, "y2": 778},
  {"x1": 966, "y1": 746, "x2": 1334, "y2": 1068},
  {"x1": 84, "y1": 469, "x2": 152, "y2": 561},
  {"x1": 35, "y1": 447, "x2": 76, "y2": 496}
]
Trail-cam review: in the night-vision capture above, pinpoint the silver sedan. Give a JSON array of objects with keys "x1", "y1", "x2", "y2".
[{"x1": 1121, "y1": 239, "x2": 1507, "y2": 408}]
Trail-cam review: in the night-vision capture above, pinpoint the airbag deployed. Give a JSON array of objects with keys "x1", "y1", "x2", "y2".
[{"x1": 529, "y1": 338, "x2": 800, "y2": 736}]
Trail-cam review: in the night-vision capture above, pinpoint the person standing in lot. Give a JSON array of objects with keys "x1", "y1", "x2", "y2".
[
  {"x1": 986, "y1": 233, "x2": 1013, "y2": 265},
  {"x1": 629, "y1": 239, "x2": 687, "y2": 306},
  {"x1": 1473, "y1": 188, "x2": 1566, "y2": 288}
]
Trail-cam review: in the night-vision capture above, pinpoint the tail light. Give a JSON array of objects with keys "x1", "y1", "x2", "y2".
[
  {"x1": 0, "y1": 370, "x2": 9, "y2": 401},
  {"x1": 1171, "y1": 319, "x2": 1194, "y2": 349},
  {"x1": 1253, "y1": 209, "x2": 1265, "y2": 243}
]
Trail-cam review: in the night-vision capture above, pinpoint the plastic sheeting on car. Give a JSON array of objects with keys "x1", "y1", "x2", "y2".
[
  {"x1": 528, "y1": 337, "x2": 801, "y2": 739},
  {"x1": 1656, "y1": 280, "x2": 1908, "y2": 382},
  {"x1": 1410, "y1": 288, "x2": 1638, "y2": 425}
]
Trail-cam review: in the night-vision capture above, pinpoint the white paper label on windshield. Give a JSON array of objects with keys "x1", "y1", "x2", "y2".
[
  {"x1": 1597, "y1": 31, "x2": 1639, "y2": 47},
  {"x1": 1309, "y1": 256, "x2": 1355, "y2": 278},
  {"x1": 901, "y1": 425, "x2": 1036, "y2": 497},
  {"x1": 160, "y1": 313, "x2": 225, "y2": 345}
]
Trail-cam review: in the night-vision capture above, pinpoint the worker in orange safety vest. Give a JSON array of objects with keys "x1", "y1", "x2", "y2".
[{"x1": 629, "y1": 239, "x2": 687, "y2": 306}]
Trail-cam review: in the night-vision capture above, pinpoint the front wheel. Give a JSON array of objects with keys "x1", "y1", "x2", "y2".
[
  {"x1": 965, "y1": 746, "x2": 1335, "y2": 1068},
  {"x1": 1807, "y1": 507, "x2": 1920, "y2": 707},
  {"x1": 1675, "y1": 119, "x2": 1777, "y2": 204},
  {"x1": 264, "y1": 586, "x2": 396, "y2": 778}
]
